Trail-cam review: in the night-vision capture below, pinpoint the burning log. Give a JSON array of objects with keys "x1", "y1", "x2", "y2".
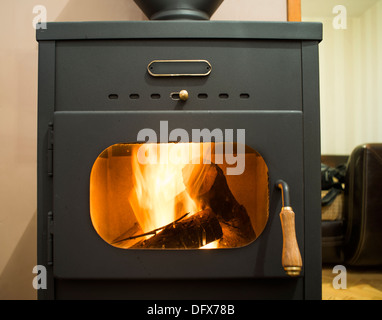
[
  {"x1": 182, "y1": 163, "x2": 256, "y2": 247},
  {"x1": 131, "y1": 208, "x2": 223, "y2": 249}
]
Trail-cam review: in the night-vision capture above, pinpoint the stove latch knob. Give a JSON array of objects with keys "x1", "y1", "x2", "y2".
[
  {"x1": 171, "y1": 90, "x2": 189, "y2": 102},
  {"x1": 179, "y1": 90, "x2": 189, "y2": 101}
]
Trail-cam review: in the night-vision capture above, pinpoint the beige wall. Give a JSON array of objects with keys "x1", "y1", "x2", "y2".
[
  {"x1": 302, "y1": 0, "x2": 382, "y2": 155},
  {"x1": 213, "y1": 0, "x2": 287, "y2": 21},
  {"x1": 0, "y1": 0, "x2": 287, "y2": 299}
]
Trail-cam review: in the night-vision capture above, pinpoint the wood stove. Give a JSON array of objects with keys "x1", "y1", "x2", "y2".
[{"x1": 36, "y1": 0, "x2": 322, "y2": 300}]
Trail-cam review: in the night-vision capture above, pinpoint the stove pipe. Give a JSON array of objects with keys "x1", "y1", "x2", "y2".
[{"x1": 133, "y1": 0, "x2": 224, "y2": 20}]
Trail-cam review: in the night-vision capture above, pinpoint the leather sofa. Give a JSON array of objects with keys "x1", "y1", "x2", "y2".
[{"x1": 321, "y1": 144, "x2": 382, "y2": 266}]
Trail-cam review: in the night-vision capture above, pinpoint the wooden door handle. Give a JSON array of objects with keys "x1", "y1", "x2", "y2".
[{"x1": 276, "y1": 180, "x2": 302, "y2": 277}]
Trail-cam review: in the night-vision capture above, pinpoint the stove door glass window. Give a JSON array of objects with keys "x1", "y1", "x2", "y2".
[{"x1": 90, "y1": 143, "x2": 268, "y2": 249}]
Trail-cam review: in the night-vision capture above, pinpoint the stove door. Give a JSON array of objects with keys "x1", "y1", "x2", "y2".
[{"x1": 52, "y1": 110, "x2": 303, "y2": 279}]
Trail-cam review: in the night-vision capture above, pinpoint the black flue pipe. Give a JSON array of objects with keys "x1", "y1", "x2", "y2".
[{"x1": 133, "y1": 0, "x2": 224, "y2": 20}]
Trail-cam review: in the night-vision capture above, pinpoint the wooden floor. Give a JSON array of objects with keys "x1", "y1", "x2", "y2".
[{"x1": 322, "y1": 267, "x2": 382, "y2": 300}]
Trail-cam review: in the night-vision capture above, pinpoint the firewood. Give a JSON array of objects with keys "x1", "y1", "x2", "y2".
[
  {"x1": 182, "y1": 163, "x2": 256, "y2": 247},
  {"x1": 131, "y1": 208, "x2": 223, "y2": 249},
  {"x1": 111, "y1": 222, "x2": 143, "y2": 248}
]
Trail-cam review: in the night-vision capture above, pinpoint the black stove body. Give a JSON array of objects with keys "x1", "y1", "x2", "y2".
[{"x1": 37, "y1": 20, "x2": 322, "y2": 300}]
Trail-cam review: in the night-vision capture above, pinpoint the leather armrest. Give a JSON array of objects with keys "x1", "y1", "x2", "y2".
[{"x1": 344, "y1": 144, "x2": 382, "y2": 266}]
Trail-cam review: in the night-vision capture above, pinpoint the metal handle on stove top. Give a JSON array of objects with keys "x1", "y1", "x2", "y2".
[{"x1": 147, "y1": 60, "x2": 212, "y2": 77}]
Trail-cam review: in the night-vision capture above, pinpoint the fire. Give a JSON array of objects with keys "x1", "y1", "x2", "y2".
[
  {"x1": 201, "y1": 240, "x2": 220, "y2": 249},
  {"x1": 90, "y1": 142, "x2": 268, "y2": 250},
  {"x1": 129, "y1": 143, "x2": 199, "y2": 233}
]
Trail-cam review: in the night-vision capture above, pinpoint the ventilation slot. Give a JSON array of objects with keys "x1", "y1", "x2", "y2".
[
  {"x1": 171, "y1": 93, "x2": 180, "y2": 100},
  {"x1": 108, "y1": 94, "x2": 119, "y2": 100},
  {"x1": 151, "y1": 93, "x2": 161, "y2": 99},
  {"x1": 129, "y1": 94, "x2": 140, "y2": 100},
  {"x1": 219, "y1": 93, "x2": 229, "y2": 99},
  {"x1": 240, "y1": 93, "x2": 250, "y2": 99},
  {"x1": 198, "y1": 93, "x2": 208, "y2": 99}
]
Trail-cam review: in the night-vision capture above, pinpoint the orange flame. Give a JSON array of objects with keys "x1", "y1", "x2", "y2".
[
  {"x1": 200, "y1": 240, "x2": 220, "y2": 249},
  {"x1": 129, "y1": 143, "x2": 199, "y2": 233}
]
